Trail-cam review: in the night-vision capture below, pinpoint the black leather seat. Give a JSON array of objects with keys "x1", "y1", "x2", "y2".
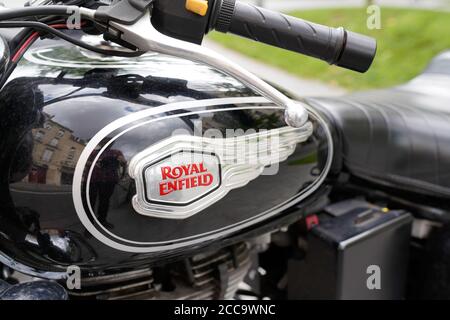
[{"x1": 307, "y1": 51, "x2": 450, "y2": 197}]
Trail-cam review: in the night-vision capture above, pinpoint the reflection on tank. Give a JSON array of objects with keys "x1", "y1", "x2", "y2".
[
  {"x1": 0, "y1": 63, "x2": 245, "y2": 268},
  {"x1": 0, "y1": 40, "x2": 328, "y2": 273},
  {"x1": 27, "y1": 115, "x2": 86, "y2": 186},
  {"x1": 89, "y1": 141, "x2": 127, "y2": 229}
]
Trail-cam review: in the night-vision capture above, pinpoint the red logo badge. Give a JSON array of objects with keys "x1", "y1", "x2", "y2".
[{"x1": 159, "y1": 163, "x2": 214, "y2": 196}]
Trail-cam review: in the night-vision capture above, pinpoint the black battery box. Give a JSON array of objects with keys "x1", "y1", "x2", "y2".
[{"x1": 288, "y1": 199, "x2": 412, "y2": 300}]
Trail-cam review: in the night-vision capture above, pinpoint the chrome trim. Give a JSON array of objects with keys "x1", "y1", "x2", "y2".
[
  {"x1": 0, "y1": 251, "x2": 66, "y2": 280},
  {"x1": 108, "y1": 11, "x2": 309, "y2": 128},
  {"x1": 73, "y1": 97, "x2": 334, "y2": 253},
  {"x1": 128, "y1": 125, "x2": 313, "y2": 219},
  {"x1": 83, "y1": 100, "x2": 277, "y2": 230},
  {"x1": 79, "y1": 7, "x2": 96, "y2": 20}
]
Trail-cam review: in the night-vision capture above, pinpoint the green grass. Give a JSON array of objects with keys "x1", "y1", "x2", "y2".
[{"x1": 208, "y1": 8, "x2": 450, "y2": 90}]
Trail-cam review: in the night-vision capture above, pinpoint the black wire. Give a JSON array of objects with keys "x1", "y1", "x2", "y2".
[
  {"x1": 9, "y1": 15, "x2": 73, "y2": 53},
  {"x1": 62, "y1": 0, "x2": 87, "y2": 5},
  {"x1": 0, "y1": 21, "x2": 144, "y2": 58},
  {"x1": 0, "y1": 5, "x2": 78, "y2": 21},
  {"x1": 9, "y1": 28, "x2": 33, "y2": 53},
  {"x1": 10, "y1": 18, "x2": 67, "y2": 54},
  {"x1": 0, "y1": 61, "x2": 17, "y2": 89}
]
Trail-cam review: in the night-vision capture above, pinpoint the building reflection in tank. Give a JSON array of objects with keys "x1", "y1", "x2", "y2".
[
  {"x1": 27, "y1": 115, "x2": 85, "y2": 186},
  {"x1": 0, "y1": 80, "x2": 98, "y2": 266}
]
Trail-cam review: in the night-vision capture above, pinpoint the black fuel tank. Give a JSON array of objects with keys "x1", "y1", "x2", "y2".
[{"x1": 0, "y1": 36, "x2": 332, "y2": 277}]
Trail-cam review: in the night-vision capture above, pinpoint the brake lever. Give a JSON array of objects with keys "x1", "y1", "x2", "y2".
[{"x1": 106, "y1": 11, "x2": 309, "y2": 128}]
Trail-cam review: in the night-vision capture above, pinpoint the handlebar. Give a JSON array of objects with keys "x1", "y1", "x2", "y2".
[
  {"x1": 77, "y1": 0, "x2": 378, "y2": 72},
  {"x1": 0, "y1": 0, "x2": 377, "y2": 127},
  {"x1": 0, "y1": 0, "x2": 377, "y2": 74},
  {"x1": 210, "y1": 0, "x2": 376, "y2": 73}
]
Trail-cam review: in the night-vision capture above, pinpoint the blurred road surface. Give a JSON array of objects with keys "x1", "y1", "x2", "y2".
[
  {"x1": 203, "y1": 39, "x2": 346, "y2": 97},
  {"x1": 1, "y1": 0, "x2": 26, "y2": 7}
]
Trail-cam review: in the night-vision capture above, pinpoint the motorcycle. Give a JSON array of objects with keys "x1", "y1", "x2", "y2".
[{"x1": 0, "y1": 0, "x2": 446, "y2": 300}]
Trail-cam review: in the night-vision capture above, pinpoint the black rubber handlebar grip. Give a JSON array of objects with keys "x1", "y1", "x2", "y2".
[{"x1": 211, "y1": 0, "x2": 376, "y2": 73}]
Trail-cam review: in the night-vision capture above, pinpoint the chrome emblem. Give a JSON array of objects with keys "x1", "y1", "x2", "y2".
[
  {"x1": 142, "y1": 152, "x2": 221, "y2": 205},
  {"x1": 129, "y1": 125, "x2": 313, "y2": 219}
]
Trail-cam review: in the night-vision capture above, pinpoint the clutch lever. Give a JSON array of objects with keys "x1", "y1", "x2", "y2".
[{"x1": 106, "y1": 11, "x2": 309, "y2": 128}]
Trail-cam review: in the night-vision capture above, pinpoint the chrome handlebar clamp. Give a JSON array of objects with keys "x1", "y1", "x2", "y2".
[{"x1": 108, "y1": 11, "x2": 309, "y2": 128}]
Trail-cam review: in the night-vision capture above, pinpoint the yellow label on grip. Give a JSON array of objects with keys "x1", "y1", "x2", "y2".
[{"x1": 186, "y1": 0, "x2": 208, "y2": 16}]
